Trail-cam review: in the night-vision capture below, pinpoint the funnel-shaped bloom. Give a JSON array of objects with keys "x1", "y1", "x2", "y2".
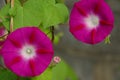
[
  {"x1": 1, "y1": 27, "x2": 54, "y2": 77},
  {"x1": 69, "y1": 0, "x2": 114, "y2": 44}
]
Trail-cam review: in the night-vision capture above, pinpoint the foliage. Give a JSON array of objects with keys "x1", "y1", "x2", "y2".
[
  {"x1": 31, "y1": 68, "x2": 52, "y2": 80},
  {"x1": 53, "y1": 60, "x2": 78, "y2": 80},
  {"x1": 0, "y1": 68, "x2": 17, "y2": 80},
  {"x1": 0, "y1": 0, "x2": 69, "y2": 30}
]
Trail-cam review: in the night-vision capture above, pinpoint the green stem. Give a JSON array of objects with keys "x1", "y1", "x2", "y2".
[
  {"x1": 19, "y1": 0, "x2": 28, "y2": 6},
  {"x1": 51, "y1": 26, "x2": 55, "y2": 43},
  {"x1": 10, "y1": 0, "x2": 14, "y2": 32},
  {"x1": 0, "y1": 64, "x2": 6, "y2": 70}
]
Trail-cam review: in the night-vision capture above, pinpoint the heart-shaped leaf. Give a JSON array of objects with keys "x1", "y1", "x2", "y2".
[
  {"x1": 53, "y1": 60, "x2": 78, "y2": 80},
  {"x1": 0, "y1": 0, "x2": 69, "y2": 30},
  {"x1": 31, "y1": 68, "x2": 52, "y2": 80}
]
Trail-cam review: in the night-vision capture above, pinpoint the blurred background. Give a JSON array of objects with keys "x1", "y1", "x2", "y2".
[
  {"x1": 55, "y1": 0, "x2": 120, "y2": 80},
  {"x1": 0, "y1": 0, "x2": 120, "y2": 80}
]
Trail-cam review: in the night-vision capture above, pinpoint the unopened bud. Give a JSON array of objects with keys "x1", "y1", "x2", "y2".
[
  {"x1": 49, "y1": 56, "x2": 61, "y2": 68},
  {"x1": 53, "y1": 56, "x2": 61, "y2": 64}
]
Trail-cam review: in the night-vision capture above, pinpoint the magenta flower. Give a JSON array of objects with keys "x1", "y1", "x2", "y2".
[
  {"x1": 1, "y1": 27, "x2": 54, "y2": 77},
  {"x1": 69, "y1": 0, "x2": 114, "y2": 44}
]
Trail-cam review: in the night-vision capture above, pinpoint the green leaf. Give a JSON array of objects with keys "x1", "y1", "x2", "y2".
[
  {"x1": 53, "y1": 61, "x2": 68, "y2": 80},
  {"x1": 9, "y1": 7, "x2": 17, "y2": 17},
  {"x1": 0, "y1": 3, "x2": 10, "y2": 30},
  {"x1": 55, "y1": 0, "x2": 65, "y2": 3},
  {"x1": 20, "y1": 77, "x2": 30, "y2": 80},
  {"x1": 0, "y1": 0, "x2": 44, "y2": 30},
  {"x1": 67, "y1": 66, "x2": 79, "y2": 80},
  {"x1": 43, "y1": 0, "x2": 56, "y2": 4},
  {"x1": 13, "y1": 0, "x2": 45, "y2": 29},
  {"x1": 0, "y1": 68, "x2": 17, "y2": 80},
  {"x1": 53, "y1": 61, "x2": 78, "y2": 80},
  {"x1": 31, "y1": 68, "x2": 52, "y2": 80},
  {"x1": 43, "y1": 3, "x2": 69, "y2": 28},
  {"x1": 0, "y1": 0, "x2": 69, "y2": 31}
]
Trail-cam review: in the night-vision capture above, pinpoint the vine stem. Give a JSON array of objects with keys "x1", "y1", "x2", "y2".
[
  {"x1": 6, "y1": 0, "x2": 10, "y2": 3},
  {"x1": 51, "y1": 26, "x2": 55, "y2": 43},
  {"x1": 0, "y1": 64, "x2": 6, "y2": 69},
  {"x1": 10, "y1": 0, "x2": 14, "y2": 32},
  {"x1": 0, "y1": 33, "x2": 8, "y2": 38}
]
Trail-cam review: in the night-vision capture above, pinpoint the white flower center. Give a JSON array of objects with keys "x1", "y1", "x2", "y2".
[
  {"x1": 84, "y1": 14, "x2": 99, "y2": 29},
  {"x1": 26, "y1": 48, "x2": 32, "y2": 54},
  {"x1": 21, "y1": 45, "x2": 36, "y2": 60}
]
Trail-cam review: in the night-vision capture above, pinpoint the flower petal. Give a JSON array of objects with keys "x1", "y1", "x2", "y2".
[
  {"x1": 69, "y1": 0, "x2": 114, "y2": 44},
  {"x1": 1, "y1": 27, "x2": 54, "y2": 77}
]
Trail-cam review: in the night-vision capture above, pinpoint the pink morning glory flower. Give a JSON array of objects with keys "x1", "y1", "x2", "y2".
[
  {"x1": 69, "y1": 0, "x2": 114, "y2": 44},
  {"x1": 1, "y1": 27, "x2": 54, "y2": 77}
]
